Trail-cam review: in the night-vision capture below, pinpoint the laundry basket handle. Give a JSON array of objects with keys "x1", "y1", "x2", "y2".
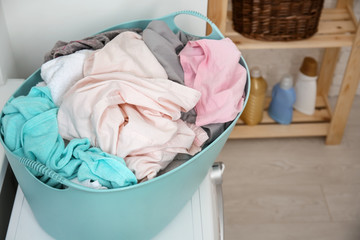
[
  {"x1": 158, "y1": 10, "x2": 224, "y2": 40},
  {"x1": 19, "y1": 157, "x2": 68, "y2": 185}
]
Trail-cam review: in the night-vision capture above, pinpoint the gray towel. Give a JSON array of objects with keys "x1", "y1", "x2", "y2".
[
  {"x1": 143, "y1": 20, "x2": 201, "y2": 123},
  {"x1": 143, "y1": 20, "x2": 187, "y2": 85},
  {"x1": 44, "y1": 28, "x2": 142, "y2": 62}
]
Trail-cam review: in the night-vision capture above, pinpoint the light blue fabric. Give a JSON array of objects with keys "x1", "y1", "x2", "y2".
[
  {"x1": 268, "y1": 84, "x2": 296, "y2": 125},
  {"x1": 1, "y1": 86, "x2": 137, "y2": 188}
]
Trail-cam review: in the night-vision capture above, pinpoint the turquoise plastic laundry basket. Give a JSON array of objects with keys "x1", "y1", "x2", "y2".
[{"x1": 0, "y1": 11, "x2": 250, "y2": 240}]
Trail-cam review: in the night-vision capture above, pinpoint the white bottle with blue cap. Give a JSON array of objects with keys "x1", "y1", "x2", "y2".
[{"x1": 268, "y1": 74, "x2": 296, "y2": 124}]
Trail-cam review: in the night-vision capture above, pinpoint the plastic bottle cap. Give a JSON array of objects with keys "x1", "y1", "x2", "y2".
[
  {"x1": 300, "y1": 57, "x2": 317, "y2": 77},
  {"x1": 280, "y1": 75, "x2": 293, "y2": 90},
  {"x1": 250, "y1": 67, "x2": 261, "y2": 78}
]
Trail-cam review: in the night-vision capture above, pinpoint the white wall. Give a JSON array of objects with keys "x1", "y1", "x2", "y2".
[
  {"x1": 1, "y1": 0, "x2": 208, "y2": 78},
  {"x1": 0, "y1": 0, "x2": 17, "y2": 85},
  {"x1": 1, "y1": 0, "x2": 359, "y2": 96}
]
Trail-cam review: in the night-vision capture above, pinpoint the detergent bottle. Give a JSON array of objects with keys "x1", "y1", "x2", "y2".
[
  {"x1": 268, "y1": 74, "x2": 296, "y2": 124},
  {"x1": 293, "y1": 57, "x2": 318, "y2": 115},
  {"x1": 240, "y1": 67, "x2": 267, "y2": 125}
]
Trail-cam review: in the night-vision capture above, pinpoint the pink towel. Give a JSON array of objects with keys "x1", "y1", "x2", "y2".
[
  {"x1": 84, "y1": 31, "x2": 168, "y2": 79},
  {"x1": 179, "y1": 37, "x2": 247, "y2": 126}
]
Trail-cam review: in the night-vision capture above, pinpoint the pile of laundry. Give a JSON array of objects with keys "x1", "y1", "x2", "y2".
[{"x1": 1, "y1": 20, "x2": 247, "y2": 189}]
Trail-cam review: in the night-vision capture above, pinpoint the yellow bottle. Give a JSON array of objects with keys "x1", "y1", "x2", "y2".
[{"x1": 240, "y1": 67, "x2": 267, "y2": 125}]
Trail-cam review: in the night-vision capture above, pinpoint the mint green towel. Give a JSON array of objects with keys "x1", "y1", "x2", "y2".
[{"x1": 1, "y1": 86, "x2": 137, "y2": 188}]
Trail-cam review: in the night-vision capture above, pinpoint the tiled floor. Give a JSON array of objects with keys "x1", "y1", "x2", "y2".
[{"x1": 217, "y1": 96, "x2": 360, "y2": 240}]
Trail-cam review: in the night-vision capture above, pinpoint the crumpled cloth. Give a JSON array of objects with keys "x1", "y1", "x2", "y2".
[
  {"x1": 44, "y1": 28, "x2": 142, "y2": 62},
  {"x1": 1, "y1": 86, "x2": 137, "y2": 189},
  {"x1": 58, "y1": 31, "x2": 208, "y2": 180},
  {"x1": 83, "y1": 31, "x2": 168, "y2": 78},
  {"x1": 41, "y1": 49, "x2": 93, "y2": 105},
  {"x1": 142, "y1": 20, "x2": 199, "y2": 123},
  {"x1": 179, "y1": 38, "x2": 247, "y2": 126},
  {"x1": 142, "y1": 20, "x2": 187, "y2": 85}
]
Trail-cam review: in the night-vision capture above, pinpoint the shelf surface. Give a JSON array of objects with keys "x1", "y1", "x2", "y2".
[
  {"x1": 229, "y1": 95, "x2": 332, "y2": 139},
  {"x1": 225, "y1": 8, "x2": 357, "y2": 49}
]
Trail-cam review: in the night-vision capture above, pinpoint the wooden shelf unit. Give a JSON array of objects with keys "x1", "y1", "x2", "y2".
[
  {"x1": 229, "y1": 96, "x2": 332, "y2": 139},
  {"x1": 207, "y1": 0, "x2": 360, "y2": 144}
]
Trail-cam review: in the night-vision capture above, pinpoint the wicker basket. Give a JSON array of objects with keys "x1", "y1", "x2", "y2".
[{"x1": 232, "y1": 0, "x2": 325, "y2": 41}]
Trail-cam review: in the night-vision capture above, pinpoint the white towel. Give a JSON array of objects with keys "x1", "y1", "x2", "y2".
[
  {"x1": 71, "y1": 178, "x2": 108, "y2": 190},
  {"x1": 40, "y1": 49, "x2": 93, "y2": 105}
]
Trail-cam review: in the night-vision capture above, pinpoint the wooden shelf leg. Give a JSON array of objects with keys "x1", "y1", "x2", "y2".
[
  {"x1": 206, "y1": 0, "x2": 228, "y2": 34},
  {"x1": 336, "y1": 0, "x2": 353, "y2": 8},
  {"x1": 317, "y1": 48, "x2": 340, "y2": 97},
  {"x1": 326, "y1": 23, "x2": 360, "y2": 145}
]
